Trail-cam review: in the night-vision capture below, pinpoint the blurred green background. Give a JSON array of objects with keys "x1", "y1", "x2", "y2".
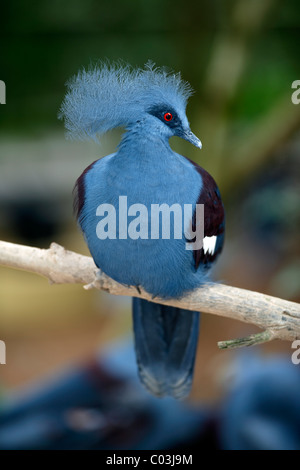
[{"x1": 0, "y1": 0, "x2": 299, "y2": 402}]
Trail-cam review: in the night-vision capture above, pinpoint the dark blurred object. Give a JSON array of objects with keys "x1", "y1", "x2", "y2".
[
  {"x1": 0, "y1": 342, "x2": 210, "y2": 450},
  {"x1": 1, "y1": 344, "x2": 300, "y2": 450},
  {"x1": 219, "y1": 354, "x2": 300, "y2": 450},
  {"x1": 5, "y1": 198, "x2": 62, "y2": 244},
  {"x1": 238, "y1": 143, "x2": 300, "y2": 255}
]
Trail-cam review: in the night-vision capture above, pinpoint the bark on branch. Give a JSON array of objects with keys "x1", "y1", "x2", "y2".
[{"x1": 0, "y1": 240, "x2": 299, "y2": 349}]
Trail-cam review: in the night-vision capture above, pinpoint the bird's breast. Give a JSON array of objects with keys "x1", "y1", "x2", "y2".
[{"x1": 79, "y1": 152, "x2": 204, "y2": 297}]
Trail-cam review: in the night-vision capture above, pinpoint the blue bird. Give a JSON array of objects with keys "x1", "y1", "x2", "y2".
[
  {"x1": 59, "y1": 62, "x2": 225, "y2": 399},
  {"x1": 220, "y1": 354, "x2": 300, "y2": 450},
  {"x1": 0, "y1": 341, "x2": 209, "y2": 450}
]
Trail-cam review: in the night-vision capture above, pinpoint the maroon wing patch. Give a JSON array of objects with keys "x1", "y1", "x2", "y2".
[
  {"x1": 73, "y1": 159, "x2": 98, "y2": 221},
  {"x1": 186, "y1": 158, "x2": 225, "y2": 270}
]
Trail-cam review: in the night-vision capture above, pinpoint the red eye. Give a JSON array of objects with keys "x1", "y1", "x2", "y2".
[{"x1": 164, "y1": 112, "x2": 173, "y2": 122}]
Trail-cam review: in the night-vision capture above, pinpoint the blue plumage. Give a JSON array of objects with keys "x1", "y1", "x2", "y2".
[{"x1": 60, "y1": 62, "x2": 225, "y2": 399}]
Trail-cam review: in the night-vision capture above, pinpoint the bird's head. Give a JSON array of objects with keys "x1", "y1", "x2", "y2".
[{"x1": 59, "y1": 61, "x2": 202, "y2": 149}]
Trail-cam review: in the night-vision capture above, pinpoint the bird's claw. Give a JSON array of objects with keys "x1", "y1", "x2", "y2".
[{"x1": 84, "y1": 269, "x2": 110, "y2": 292}]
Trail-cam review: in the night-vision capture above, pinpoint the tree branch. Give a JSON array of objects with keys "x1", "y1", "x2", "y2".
[{"x1": 0, "y1": 240, "x2": 299, "y2": 348}]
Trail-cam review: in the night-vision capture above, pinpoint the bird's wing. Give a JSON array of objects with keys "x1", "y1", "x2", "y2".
[
  {"x1": 73, "y1": 153, "x2": 116, "y2": 223},
  {"x1": 73, "y1": 159, "x2": 99, "y2": 221},
  {"x1": 185, "y1": 158, "x2": 225, "y2": 270}
]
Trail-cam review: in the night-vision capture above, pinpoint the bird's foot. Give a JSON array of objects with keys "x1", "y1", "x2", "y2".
[
  {"x1": 84, "y1": 269, "x2": 110, "y2": 293},
  {"x1": 117, "y1": 282, "x2": 142, "y2": 295}
]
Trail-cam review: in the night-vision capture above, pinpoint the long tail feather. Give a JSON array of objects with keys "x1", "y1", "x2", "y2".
[{"x1": 132, "y1": 298, "x2": 200, "y2": 399}]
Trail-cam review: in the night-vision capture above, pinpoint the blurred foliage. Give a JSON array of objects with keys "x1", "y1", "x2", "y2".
[
  {"x1": 0, "y1": 1, "x2": 299, "y2": 131},
  {"x1": 0, "y1": 0, "x2": 299, "y2": 199}
]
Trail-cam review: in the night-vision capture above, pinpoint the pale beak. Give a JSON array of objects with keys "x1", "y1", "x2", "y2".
[{"x1": 179, "y1": 128, "x2": 202, "y2": 149}]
